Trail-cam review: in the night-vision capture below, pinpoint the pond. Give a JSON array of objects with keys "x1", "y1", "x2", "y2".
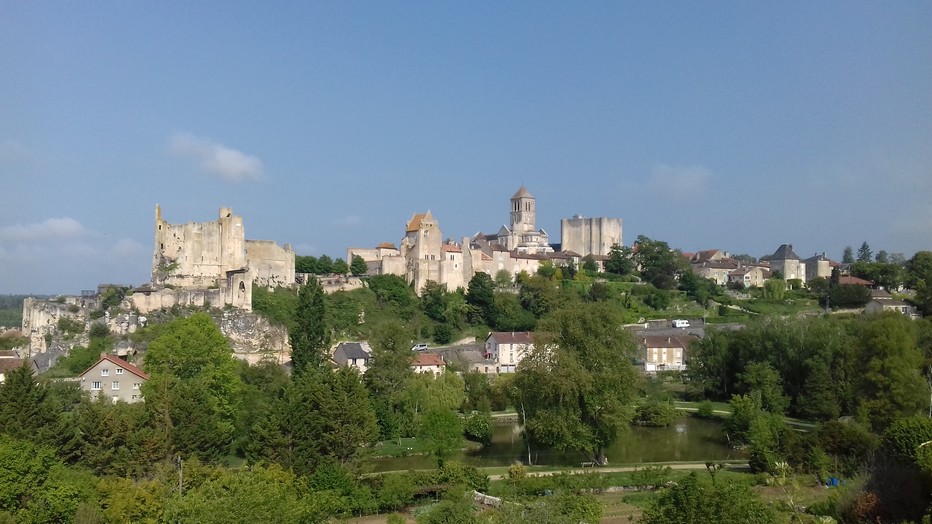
[{"x1": 367, "y1": 416, "x2": 743, "y2": 472}]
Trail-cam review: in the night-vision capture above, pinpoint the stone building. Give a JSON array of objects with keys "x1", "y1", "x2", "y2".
[
  {"x1": 495, "y1": 187, "x2": 552, "y2": 254},
  {"x1": 768, "y1": 244, "x2": 806, "y2": 283},
  {"x1": 78, "y1": 353, "x2": 149, "y2": 403},
  {"x1": 560, "y1": 215, "x2": 622, "y2": 257},
  {"x1": 133, "y1": 206, "x2": 295, "y2": 313},
  {"x1": 347, "y1": 186, "x2": 621, "y2": 295}
]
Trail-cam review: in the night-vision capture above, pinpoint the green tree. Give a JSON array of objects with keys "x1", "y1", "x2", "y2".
[
  {"x1": 512, "y1": 303, "x2": 640, "y2": 465},
  {"x1": 418, "y1": 408, "x2": 463, "y2": 467},
  {"x1": 738, "y1": 362, "x2": 789, "y2": 414},
  {"x1": 317, "y1": 254, "x2": 335, "y2": 274},
  {"x1": 605, "y1": 243, "x2": 635, "y2": 276},
  {"x1": 332, "y1": 258, "x2": 349, "y2": 275},
  {"x1": 857, "y1": 241, "x2": 873, "y2": 263},
  {"x1": 365, "y1": 321, "x2": 416, "y2": 439},
  {"x1": 876, "y1": 250, "x2": 889, "y2": 264},
  {"x1": 250, "y1": 368, "x2": 378, "y2": 474},
  {"x1": 633, "y1": 236, "x2": 684, "y2": 290},
  {"x1": 420, "y1": 281, "x2": 448, "y2": 323},
  {"x1": 640, "y1": 472, "x2": 777, "y2": 524},
  {"x1": 350, "y1": 254, "x2": 368, "y2": 276},
  {"x1": 518, "y1": 274, "x2": 558, "y2": 319},
  {"x1": 295, "y1": 255, "x2": 319, "y2": 274},
  {"x1": 842, "y1": 246, "x2": 855, "y2": 264},
  {"x1": 0, "y1": 364, "x2": 61, "y2": 444},
  {"x1": 856, "y1": 313, "x2": 926, "y2": 430},
  {"x1": 494, "y1": 269, "x2": 513, "y2": 289},
  {"x1": 762, "y1": 278, "x2": 786, "y2": 300},
  {"x1": 291, "y1": 278, "x2": 330, "y2": 375},
  {"x1": 164, "y1": 464, "x2": 313, "y2": 523},
  {"x1": 143, "y1": 313, "x2": 242, "y2": 459},
  {"x1": 466, "y1": 272, "x2": 495, "y2": 325}
]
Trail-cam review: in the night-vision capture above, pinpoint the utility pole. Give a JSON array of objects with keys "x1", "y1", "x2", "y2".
[{"x1": 175, "y1": 455, "x2": 183, "y2": 496}]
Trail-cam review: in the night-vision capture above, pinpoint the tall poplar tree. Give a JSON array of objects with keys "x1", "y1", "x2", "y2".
[{"x1": 290, "y1": 278, "x2": 330, "y2": 376}]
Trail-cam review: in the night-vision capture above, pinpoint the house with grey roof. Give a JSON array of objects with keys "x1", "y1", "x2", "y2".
[
  {"x1": 768, "y1": 244, "x2": 806, "y2": 283},
  {"x1": 331, "y1": 341, "x2": 372, "y2": 374}
]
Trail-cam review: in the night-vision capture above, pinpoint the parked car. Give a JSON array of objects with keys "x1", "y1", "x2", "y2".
[
  {"x1": 672, "y1": 319, "x2": 690, "y2": 328},
  {"x1": 411, "y1": 343, "x2": 429, "y2": 352}
]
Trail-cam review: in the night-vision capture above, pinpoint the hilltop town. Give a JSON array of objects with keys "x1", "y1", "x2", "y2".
[{"x1": 1, "y1": 186, "x2": 931, "y2": 523}]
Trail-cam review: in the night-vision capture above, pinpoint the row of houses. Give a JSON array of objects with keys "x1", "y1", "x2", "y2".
[{"x1": 687, "y1": 245, "x2": 833, "y2": 288}]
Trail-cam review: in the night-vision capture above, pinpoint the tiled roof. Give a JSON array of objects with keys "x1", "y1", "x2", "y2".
[
  {"x1": 486, "y1": 331, "x2": 534, "y2": 344},
  {"x1": 511, "y1": 186, "x2": 533, "y2": 199},
  {"x1": 442, "y1": 244, "x2": 462, "y2": 253},
  {"x1": 770, "y1": 244, "x2": 800, "y2": 261},
  {"x1": 839, "y1": 275, "x2": 872, "y2": 286},
  {"x1": 412, "y1": 353, "x2": 445, "y2": 367},
  {"x1": 81, "y1": 354, "x2": 149, "y2": 380},
  {"x1": 406, "y1": 211, "x2": 433, "y2": 232},
  {"x1": 0, "y1": 358, "x2": 26, "y2": 373},
  {"x1": 639, "y1": 335, "x2": 698, "y2": 349},
  {"x1": 333, "y1": 342, "x2": 371, "y2": 360},
  {"x1": 377, "y1": 242, "x2": 397, "y2": 249}
]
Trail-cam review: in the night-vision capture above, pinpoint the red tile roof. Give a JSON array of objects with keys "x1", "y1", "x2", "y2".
[
  {"x1": 486, "y1": 331, "x2": 534, "y2": 344},
  {"x1": 412, "y1": 353, "x2": 445, "y2": 367},
  {"x1": 80, "y1": 354, "x2": 149, "y2": 380}
]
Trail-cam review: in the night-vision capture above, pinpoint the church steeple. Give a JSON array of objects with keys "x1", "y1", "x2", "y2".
[{"x1": 509, "y1": 186, "x2": 535, "y2": 234}]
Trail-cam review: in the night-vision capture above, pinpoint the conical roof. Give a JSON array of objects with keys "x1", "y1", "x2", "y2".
[{"x1": 511, "y1": 186, "x2": 533, "y2": 200}]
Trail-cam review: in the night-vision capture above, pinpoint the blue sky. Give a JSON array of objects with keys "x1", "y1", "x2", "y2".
[{"x1": 2, "y1": 2, "x2": 930, "y2": 295}]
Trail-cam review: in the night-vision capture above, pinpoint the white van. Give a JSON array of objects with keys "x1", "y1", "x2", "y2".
[{"x1": 672, "y1": 319, "x2": 690, "y2": 328}]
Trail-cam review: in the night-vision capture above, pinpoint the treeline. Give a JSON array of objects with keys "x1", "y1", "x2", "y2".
[
  {"x1": 295, "y1": 254, "x2": 368, "y2": 276},
  {"x1": 687, "y1": 312, "x2": 932, "y2": 522}
]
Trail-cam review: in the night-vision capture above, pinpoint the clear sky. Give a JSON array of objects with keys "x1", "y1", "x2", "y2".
[{"x1": 2, "y1": 2, "x2": 930, "y2": 295}]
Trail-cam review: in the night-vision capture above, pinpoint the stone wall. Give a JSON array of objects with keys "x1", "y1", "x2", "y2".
[
  {"x1": 560, "y1": 216, "x2": 622, "y2": 256},
  {"x1": 246, "y1": 239, "x2": 295, "y2": 288},
  {"x1": 153, "y1": 206, "x2": 248, "y2": 289}
]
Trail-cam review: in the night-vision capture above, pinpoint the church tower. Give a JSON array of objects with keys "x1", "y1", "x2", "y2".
[{"x1": 509, "y1": 186, "x2": 535, "y2": 234}]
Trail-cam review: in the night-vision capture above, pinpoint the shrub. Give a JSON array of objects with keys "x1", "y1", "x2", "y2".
[{"x1": 697, "y1": 400, "x2": 716, "y2": 419}]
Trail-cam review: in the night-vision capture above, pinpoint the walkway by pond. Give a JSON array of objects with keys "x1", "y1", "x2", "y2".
[{"x1": 367, "y1": 416, "x2": 744, "y2": 473}]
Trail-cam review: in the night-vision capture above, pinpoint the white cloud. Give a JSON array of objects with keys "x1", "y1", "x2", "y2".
[
  {"x1": 648, "y1": 164, "x2": 712, "y2": 201},
  {"x1": 333, "y1": 215, "x2": 363, "y2": 227},
  {"x1": 111, "y1": 238, "x2": 147, "y2": 258},
  {"x1": 168, "y1": 132, "x2": 264, "y2": 183},
  {"x1": 0, "y1": 217, "x2": 90, "y2": 242}
]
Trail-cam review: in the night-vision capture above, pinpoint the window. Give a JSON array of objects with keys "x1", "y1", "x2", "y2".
[
  {"x1": 131, "y1": 395, "x2": 139, "y2": 401},
  {"x1": 133, "y1": 383, "x2": 141, "y2": 390},
  {"x1": 91, "y1": 381, "x2": 101, "y2": 390},
  {"x1": 111, "y1": 381, "x2": 119, "y2": 390},
  {"x1": 115, "y1": 368, "x2": 124, "y2": 375},
  {"x1": 111, "y1": 396, "x2": 119, "y2": 404},
  {"x1": 101, "y1": 368, "x2": 109, "y2": 377}
]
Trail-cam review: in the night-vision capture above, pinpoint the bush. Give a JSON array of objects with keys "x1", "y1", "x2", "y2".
[
  {"x1": 697, "y1": 400, "x2": 716, "y2": 419},
  {"x1": 463, "y1": 412, "x2": 492, "y2": 446},
  {"x1": 89, "y1": 323, "x2": 110, "y2": 339},
  {"x1": 635, "y1": 400, "x2": 676, "y2": 427}
]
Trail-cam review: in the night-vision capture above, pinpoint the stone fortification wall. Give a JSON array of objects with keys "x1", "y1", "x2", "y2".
[
  {"x1": 129, "y1": 278, "x2": 252, "y2": 314},
  {"x1": 153, "y1": 206, "x2": 248, "y2": 289},
  {"x1": 246, "y1": 240, "x2": 295, "y2": 288},
  {"x1": 560, "y1": 216, "x2": 622, "y2": 256}
]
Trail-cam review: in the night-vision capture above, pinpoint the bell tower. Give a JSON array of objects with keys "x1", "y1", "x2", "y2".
[{"x1": 509, "y1": 186, "x2": 535, "y2": 234}]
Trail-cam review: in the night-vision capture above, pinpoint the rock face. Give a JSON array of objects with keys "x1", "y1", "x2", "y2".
[{"x1": 216, "y1": 309, "x2": 291, "y2": 364}]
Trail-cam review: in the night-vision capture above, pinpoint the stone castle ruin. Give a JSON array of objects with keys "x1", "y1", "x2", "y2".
[
  {"x1": 131, "y1": 205, "x2": 295, "y2": 313},
  {"x1": 20, "y1": 206, "x2": 295, "y2": 363}
]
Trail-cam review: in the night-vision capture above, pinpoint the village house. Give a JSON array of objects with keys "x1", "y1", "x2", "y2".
[
  {"x1": 411, "y1": 353, "x2": 446, "y2": 374},
  {"x1": 727, "y1": 265, "x2": 771, "y2": 288},
  {"x1": 638, "y1": 334, "x2": 698, "y2": 373},
  {"x1": 0, "y1": 350, "x2": 36, "y2": 384},
  {"x1": 331, "y1": 341, "x2": 372, "y2": 374},
  {"x1": 79, "y1": 353, "x2": 149, "y2": 403},
  {"x1": 864, "y1": 299, "x2": 920, "y2": 318},
  {"x1": 484, "y1": 331, "x2": 534, "y2": 373}
]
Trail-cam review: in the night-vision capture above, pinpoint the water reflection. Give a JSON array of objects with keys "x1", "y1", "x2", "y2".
[{"x1": 368, "y1": 416, "x2": 743, "y2": 472}]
